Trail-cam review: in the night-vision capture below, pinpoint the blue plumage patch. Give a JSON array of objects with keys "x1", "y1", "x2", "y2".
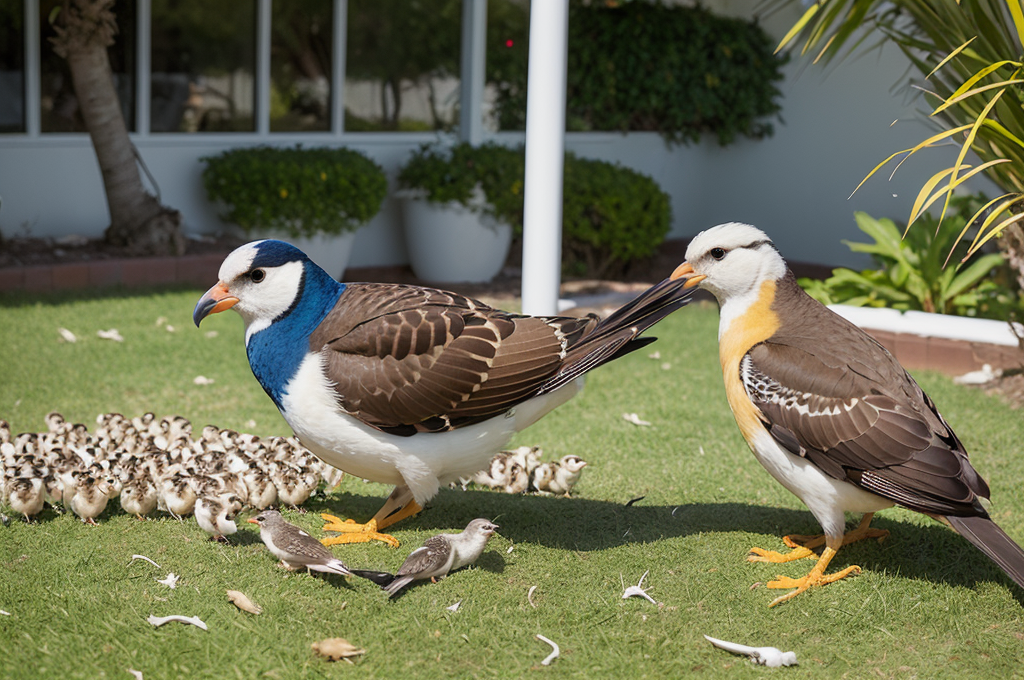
[
  {"x1": 245, "y1": 258, "x2": 344, "y2": 409},
  {"x1": 250, "y1": 240, "x2": 308, "y2": 270}
]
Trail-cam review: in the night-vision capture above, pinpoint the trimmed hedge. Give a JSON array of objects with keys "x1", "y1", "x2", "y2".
[{"x1": 201, "y1": 145, "x2": 387, "y2": 237}]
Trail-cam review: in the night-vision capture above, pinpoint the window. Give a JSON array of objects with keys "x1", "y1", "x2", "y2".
[
  {"x1": 150, "y1": 0, "x2": 256, "y2": 133},
  {"x1": 485, "y1": 0, "x2": 528, "y2": 132},
  {"x1": 345, "y1": 0, "x2": 461, "y2": 132},
  {"x1": 0, "y1": 0, "x2": 25, "y2": 133},
  {"x1": 270, "y1": 0, "x2": 333, "y2": 132},
  {"x1": 39, "y1": 0, "x2": 136, "y2": 133}
]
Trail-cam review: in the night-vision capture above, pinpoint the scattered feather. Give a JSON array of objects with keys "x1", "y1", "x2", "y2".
[
  {"x1": 58, "y1": 328, "x2": 77, "y2": 343},
  {"x1": 535, "y1": 634, "x2": 560, "y2": 666},
  {"x1": 155, "y1": 316, "x2": 167, "y2": 326},
  {"x1": 660, "y1": 362, "x2": 672, "y2": 371},
  {"x1": 127, "y1": 669, "x2": 143, "y2": 680},
  {"x1": 446, "y1": 601, "x2": 461, "y2": 613},
  {"x1": 647, "y1": 351, "x2": 661, "y2": 360},
  {"x1": 311, "y1": 638, "x2": 364, "y2": 663},
  {"x1": 156, "y1": 573, "x2": 179, "y2": 589},
  {"x1": 193, "y1": 376, "x2": 215, "y2": 386},
  {"x1": 0, "y1": 610, "x2": 10, "y2": 616},
  {"x1": 204, "y1": 331, "x2": 219, "y2": 339},
  {"x1": 147, "y1": 614, "x2": 207, "y2": 630},
  {"x1": 703, "y1": 635, "x2": 797, "y2": 668},
  {"x1": 130, "y1": 555, "x2": 161, "y2": 569},
  {"x1": 954, "y1": 363, "x2": 1000, "y2": 385},
  {"x1": 527, "y1": 585, "x2": 537, "y2": 608},
  {"x1": 622, "y1": 570, "x2": 658, "y2": 604},
  {"x1": 506, "y1": 544, "x2": 514, "y2": 554},
  {"x1": 622, "y1": 412, "x2": 651, "y2": 427},
  {"x1": 227, "y1": 590, "x2": 261, "y2": 614},
  {"x1": 165, "y1": 325, "x2": 176, "y2": 333},
  {"x1": 97, "y1": 329, "x2": 124, "y2": 342}
]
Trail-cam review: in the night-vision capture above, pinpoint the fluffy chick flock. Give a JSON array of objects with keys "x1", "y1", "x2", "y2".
[
  {"x1": 0, "y1": 411, "x2": 341, "y2": 537},
  {"x1": 0, "y1": 413, "x2": 586, "y2": 538}
]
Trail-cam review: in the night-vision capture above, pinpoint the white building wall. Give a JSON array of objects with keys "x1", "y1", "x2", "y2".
[{"x1": 0, "y1": 2, "x2": 993, "y2": 269}]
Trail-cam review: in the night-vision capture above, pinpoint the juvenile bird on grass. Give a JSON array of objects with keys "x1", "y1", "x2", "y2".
[
  {"x1": 248, "y1": 509, "x2": 351, "y2": 576},
  {"x1": 673, "y1": 222, "x2": 1024, "y2": 606},
  {"x1": 194, "y1": 239, "x2": 697, "y2": 546},
  {"x1": 352, "y1": 519, "x2": 499, "y2": 597}
]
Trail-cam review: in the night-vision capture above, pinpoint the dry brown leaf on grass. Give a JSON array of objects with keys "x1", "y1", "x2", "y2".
[
  {"x1": 227, "y1": 590, "x2": 262, "y2": 614},
  {"x1": 311, "y1": 638, "x2": 365, "y2": 663}
]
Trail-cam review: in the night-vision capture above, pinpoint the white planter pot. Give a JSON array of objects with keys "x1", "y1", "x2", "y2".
[
  {"x1": 230, "y1": 226, "x2": 358, "y2": 281},
  {"x1": 400, "y1": 195, "x2": 513, "y2": 283}
]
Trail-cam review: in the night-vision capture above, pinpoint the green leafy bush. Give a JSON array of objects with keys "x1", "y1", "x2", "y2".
[
  {"x1": 201, "y1": 145, "x2": 387, "y2": 237},
  {"x1": 397, "y1": 143, "x2": 670, "y2": 277},
  {"x1": 492, "y1": 1, "x2": 787, "y2": 145},
  {"x1": 800, "y1": 196, "x2": 1023, "y2": 320}
]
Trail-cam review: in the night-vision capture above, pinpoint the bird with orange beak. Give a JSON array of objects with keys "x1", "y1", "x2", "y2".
[
  {"x1": 672, "y1": 222, "x2": 1024, "y2": 606},
  {"x1": 194, "y1": 239, "x2": 699, "y2": 547}
]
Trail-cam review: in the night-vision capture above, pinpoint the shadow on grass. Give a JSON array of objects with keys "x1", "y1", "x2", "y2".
[{"x1": 301, "y1": 488, "x2": 1024, "y2": 600}]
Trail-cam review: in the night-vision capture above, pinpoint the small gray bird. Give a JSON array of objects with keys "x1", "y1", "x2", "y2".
[
  {"x1": 352, "y1": 519, "x2": 499, "y2": 597},
  {"x1": 248, "y1": 510, "x2": 351, "y2": 576}
]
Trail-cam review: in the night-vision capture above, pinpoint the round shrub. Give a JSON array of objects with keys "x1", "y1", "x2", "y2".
[{"x1": 201, "y1": 145, "x2": 387, "y2": 238}]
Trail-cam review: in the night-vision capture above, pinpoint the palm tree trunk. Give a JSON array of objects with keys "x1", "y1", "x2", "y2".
[{"x1": 52, "y1": 0, "x2": 183, "y2": 256}]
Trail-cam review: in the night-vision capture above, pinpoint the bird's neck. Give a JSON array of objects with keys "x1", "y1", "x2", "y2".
[{"x1": 246, "y1": 265, "x2": 344, "y2": 409}]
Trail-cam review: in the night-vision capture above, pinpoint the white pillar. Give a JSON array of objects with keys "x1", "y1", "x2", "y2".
[
  {"x1": 521, "y1": 0, "x2": 569, "y2": 316},
  {"x1": 332, "y1": 0, "x2": 348, "y2": 134},
  {"x1": 459, "y1": 0, "x2": 487, "y2": 145}
]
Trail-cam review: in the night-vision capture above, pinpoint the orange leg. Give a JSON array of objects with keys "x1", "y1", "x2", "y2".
[
  {"x1": 320, "y1": 486, "x2": 421, "y2": 548},
  {"x1": 748, "y1": 513, "x2": 887, "y2": 564},
  {"x1": 764, "y1": 545, "x2": 861, "y2": 607},
  {"x1": 747, "y1": 513, "x2": 887, "y2": 606}
]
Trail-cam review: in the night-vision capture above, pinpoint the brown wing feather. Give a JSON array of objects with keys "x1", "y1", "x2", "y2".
[
  {"x1": 309, "y1": 284, "x2": 584, "y2": 435},
  {"x1": 396, "y1": 535, "x2": 451, "y2": 576},
  {"x1": 744, "y1": 279, "x2": 989, "y2": 517}
]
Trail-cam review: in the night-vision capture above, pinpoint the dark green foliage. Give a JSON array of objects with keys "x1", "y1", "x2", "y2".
[
  {"x1": 800, "y1": 195, "x2": 1024, "y2": 319},
  {"x1": 561, "y1": 153, "x2": 671, "y2": 277},
  {"x1": 201, "y1": 145, "x2": 387, "y2": 237},
  {"x1": 398, "y1": 143, "x2": 670, "y2": 277},
  {"x1": 492, "y1": 0, "x2": 787, "y2": 145}
]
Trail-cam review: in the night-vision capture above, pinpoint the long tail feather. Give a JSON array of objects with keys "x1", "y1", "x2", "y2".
[
  {"x1": 350, "y1": 569, "x2": 395, "y2": 587},
  {"x1": 538, "y1": 276, "x2": 695, "y2": 395},
  {"x1": 946, "y1": 514, "x2": 1024, "y2": 590}
]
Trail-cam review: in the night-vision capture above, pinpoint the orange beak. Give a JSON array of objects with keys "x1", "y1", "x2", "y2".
[
  {"x1": 193, "y1": 282, "x2": 239, "y2": 327},
  {"x1": 247, "y1": 518, "x2": 259, "y2": 525},
  {"x1": 670, "y1": 262, "x2": 706, "y2": 289}
]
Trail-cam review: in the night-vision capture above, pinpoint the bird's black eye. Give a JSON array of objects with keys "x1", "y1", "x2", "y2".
[
  {"x1": 250, "y1": 269, "x2": 266, "y2": 283},
  {"x1": 710, "y1": 247, "x2": 726, "y2": 261}
]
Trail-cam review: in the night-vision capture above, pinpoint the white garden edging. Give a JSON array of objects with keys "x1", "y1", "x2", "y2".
[{"x1": 828, "y1": 304, "x2": 1022, "y2": 347}]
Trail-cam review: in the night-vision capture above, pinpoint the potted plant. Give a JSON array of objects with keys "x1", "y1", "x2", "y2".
[
  {"x1": 201, "y1": 145, "x2": 387, "y2": 279},
  {"x1": 396, "y1": 142, "x2": 524, "y2": 283}
]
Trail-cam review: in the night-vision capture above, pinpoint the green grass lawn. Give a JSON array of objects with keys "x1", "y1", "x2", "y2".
[{"x1": 2, "y1": 286, "x2": 1024, "y2": 679}]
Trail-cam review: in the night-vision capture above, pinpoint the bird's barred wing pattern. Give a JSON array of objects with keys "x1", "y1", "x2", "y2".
[
  {"x1": 278, "y1": 523, "x2": 336, "y2": 561},
  {"x1": 395, "y1": 535, "x2": 450, "y2": 577},
  {"x1": 310, "y1": 284, "x2": 594, "y2": 436},
  {"x1": 742, "y1": 340, "x2": 989, "y2": 517}
]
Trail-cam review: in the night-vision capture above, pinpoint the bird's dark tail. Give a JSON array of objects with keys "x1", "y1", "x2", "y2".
[
  {"x1": 537, "y1": 275, "x2": 696, "y2": 395},
  {"x1": 946, "y1": 514, "x2": 1024, "y2": 590},
  {"x1": 350, "y1": 570, "x2": 396, "y2": 587}
]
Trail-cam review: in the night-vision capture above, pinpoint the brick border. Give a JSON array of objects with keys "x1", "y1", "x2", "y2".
[
  {"x1": 0, "y1": 253, "x2": 230, "y2": 293},
  {"x1": 864, "y1": 328, "x2": 1021, "y2": 377}
]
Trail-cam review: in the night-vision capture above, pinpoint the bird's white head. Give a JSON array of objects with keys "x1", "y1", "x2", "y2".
[
  {"x1": 671, "y1": 223, "x2": 786, "y2": 304},
  {"x1": 193, "y1": 240, "x2": 306, "y2": 336},
  {"x1": 193, "y1": 240, "x2": 342, "y2": 343}
]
